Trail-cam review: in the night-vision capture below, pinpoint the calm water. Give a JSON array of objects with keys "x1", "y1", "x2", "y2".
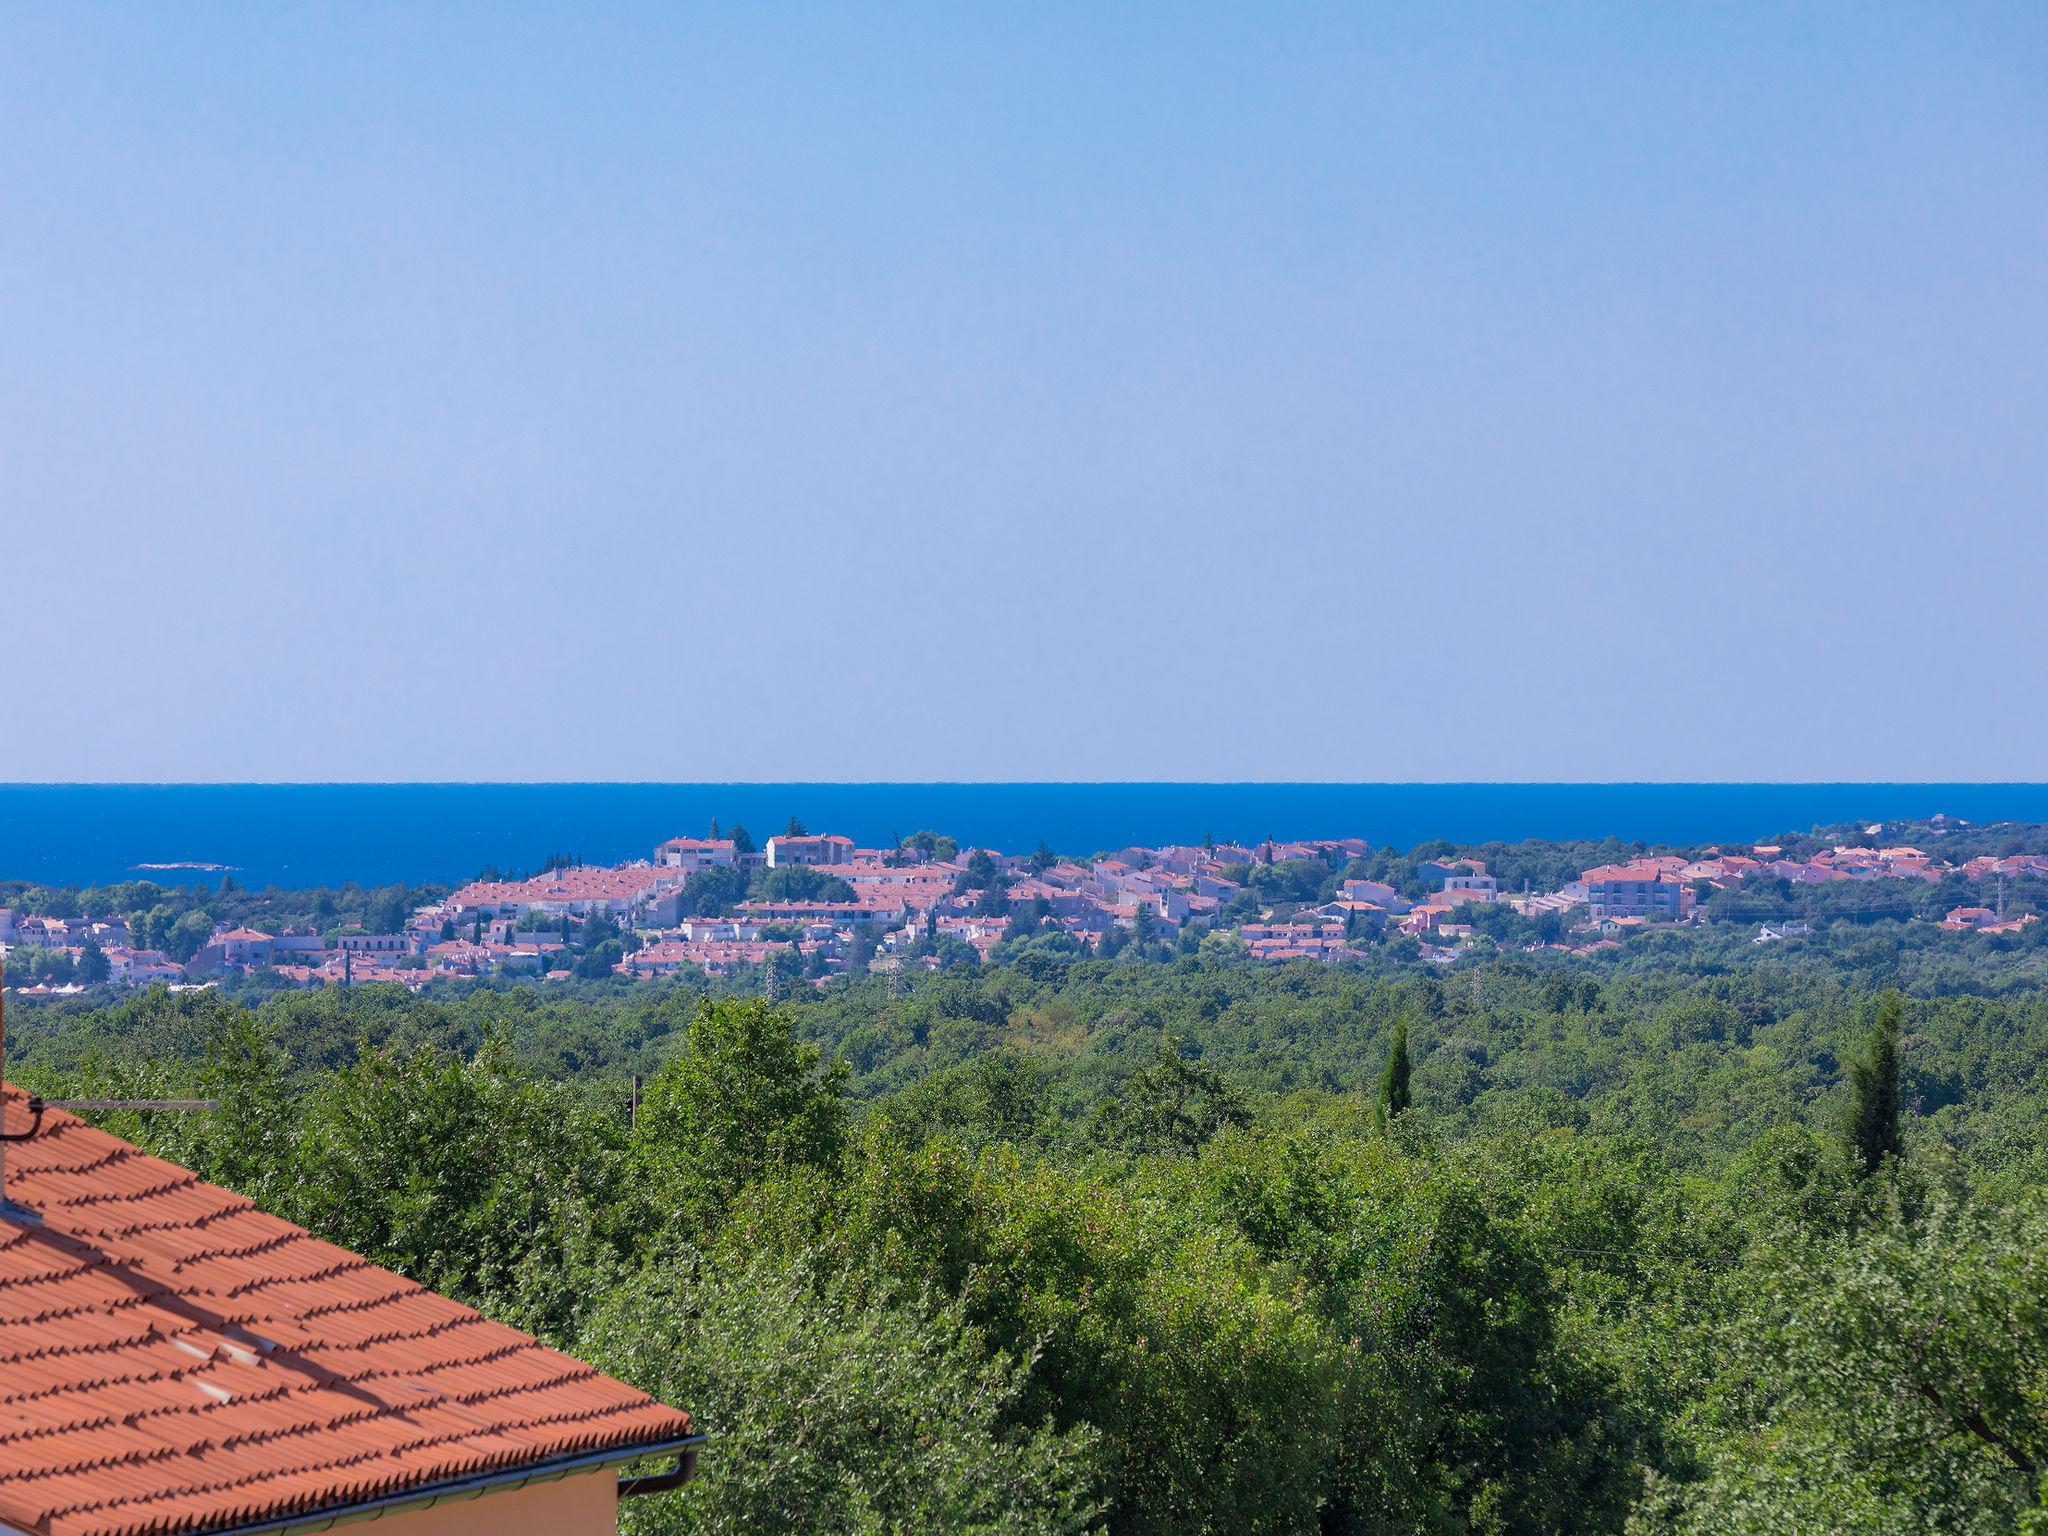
[{"x1": 3, "y1": 783, "x2": 2046, "y2": 892}]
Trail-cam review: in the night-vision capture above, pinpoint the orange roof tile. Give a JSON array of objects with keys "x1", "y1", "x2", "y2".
[{"x1": 0, "y1": 1086, "x2": 691, "y2": 1536}]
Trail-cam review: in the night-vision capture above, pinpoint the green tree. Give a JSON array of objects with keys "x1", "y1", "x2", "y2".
[
  {"x1": 286, "y1": 1037, "x2": 612, "y2": 1337},
  {"x1": 1665, "y1": 1180, "x2": 2048, "y2": 1535},
  {"x1": 750, "y1": 866, "x2": 856, "y2": 904},
  {"x1": 1846, "y1": 992, "x2": 1904, "y2": 1177},
  {"x1": 581, "y1": 1248, "x2": 1103, "y2": 1536},
  {"x1": 904, "y1": 829, "x2": 958, "y2": 862},
  {"x1": 1088, "y1": 1041, "x2": 1249, "y2": 1155},
  {"x1": 1379, "y1": 1016, "x2": 1412, "y2": 1118},
  {"x1": 634, "y1": 998, "x2": 848, "y2": 1223},
  {"x1": 831, "y1": 1133, "x2": 1342, "y2": 1536},
  {"x1": 678, "y1": 864, "x2": 746, "y2": 917},
  {"x1": 77, "y1": 939, "x2": 111, "y2": 985},
  {"x1": 165, "y1": 909, "x2": 215, "y2": 963}
]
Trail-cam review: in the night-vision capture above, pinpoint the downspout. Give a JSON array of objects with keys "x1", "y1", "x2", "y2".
[{"x1": 618, "y1": 1441, "x2": 700, "y2": 1497}]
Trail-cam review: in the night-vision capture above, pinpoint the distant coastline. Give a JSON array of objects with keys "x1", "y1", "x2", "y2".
[{"x1": 9, "y1": 782, "x2": 2048, "y2": 892}]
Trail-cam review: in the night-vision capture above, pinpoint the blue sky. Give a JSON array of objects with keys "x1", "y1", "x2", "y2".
[{"x1": 3, "y1": 4, "x2": 2043, "y2": 781}]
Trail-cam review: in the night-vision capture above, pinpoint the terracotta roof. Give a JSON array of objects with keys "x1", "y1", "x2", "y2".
[
  {"x1": 448, "y1": 864, "x2": 678, "y2": 910},
  {"x1": 1581, "y1": 863, "x2": 1678, "y2": 885},
  {"x1": 0, "y1": 1086, "x2": 692, "y2": 1536}
]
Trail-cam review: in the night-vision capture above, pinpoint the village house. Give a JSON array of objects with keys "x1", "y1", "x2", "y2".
[
  {"x1": 0, "y1": 1084, "x2": 698, "y2": 1536},
  {"x1": 184, "y1": 926, "x2": 277, "y2": 974},
  {"x1": 446, "y1": 864, "x2": 684, "y2": 926},
  {"x1": 1754, "y1": 921, "x2": 1813, "y2": 943},
  {"x1": 104, "y1": 945, "x2": 184, "y2": 984},
  {"x1": 1441, "y1": 871, "x2": 1499, "y2": 903},
  {"x1": 765, "y1": 833, "x2": 856, "y2": 868},
  {"x1": 1981, "y1": 913, "x2": 2041, "y2": 934},
  {"x1": 653, "y1": 835, "x2": 739, "y2": 873},
  {"x1": 737, "y1": 897, "x2": 876, "y2": 927},
  {"x1": 1339, "y1": 878, "x2": 1409, "y2": 913},
  {"x1": 1417, "y1": 857, "x2": 1486, "y2": 885},
  {"x1": 335, "y1": 931, "x2": 416, "y2": 956},
  {"x1": 1582, "y1": 864, "x2": 1686, "y2": 922},
  {"x1": 1765, "y1": 859, "x2": 1836, "y2": 885},
  {"x1": 1400, "y1": 902, "x2": 1458, "y2": 935},
  {"x1": 1306, "y1": 899, "x2": 1388, "y2": 931},
  {"x1": 1239, "y1": 921, "x2": 1350, "y2": 961}
]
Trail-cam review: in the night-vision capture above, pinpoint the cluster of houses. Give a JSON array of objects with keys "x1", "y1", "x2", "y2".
[{"x1": 4, "y1": 826, "x2": 2044, "y2": 993}]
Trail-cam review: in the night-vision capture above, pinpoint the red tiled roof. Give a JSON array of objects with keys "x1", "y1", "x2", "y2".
[
  {"x1": 1581, "y1": 863, "x2": 1678, "y2": 885},
  {"x1": 0, "y1": 1086, "x2": 692, "y2": 1536},
  {"x1": 448, "y1": 864, "x2": 678, "y2": 910}
]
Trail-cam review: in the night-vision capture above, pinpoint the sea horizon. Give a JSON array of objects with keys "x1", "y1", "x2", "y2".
[{"x1": 6, "y1": 781, "x2": 2048, "y2": 892}]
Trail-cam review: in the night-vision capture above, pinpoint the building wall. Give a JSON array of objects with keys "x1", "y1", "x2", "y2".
[
  {"x1": 1587, "y1": 881, "x2": 1681, "y2": 920},
  {"x1": 332, "y1": 1466, "x2": 620, "y2": 1536}
]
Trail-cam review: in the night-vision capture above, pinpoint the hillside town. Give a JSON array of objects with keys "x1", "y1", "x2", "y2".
[{"x1": 5, "y1": 817, "x2": 2045, "y2": 996}]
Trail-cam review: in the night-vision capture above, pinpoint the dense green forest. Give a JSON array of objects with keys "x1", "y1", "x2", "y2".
[{"x1": 9, "y1": 931, "x2": 2048, "y2": 1533}]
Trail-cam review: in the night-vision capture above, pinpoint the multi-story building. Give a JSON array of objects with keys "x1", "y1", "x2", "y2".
[
  {"x1": 1441, "y1": 872, "x2": 1499, "y2": 903},
  {"x1": 767, "y1": 833, "x2": 856, "y2": 868},
  {"x1": 1582, "y1": 864, "x2": 1684, "y2": 921},
  {"x1": 654, "y1": 836, "x2": 739, "y2": 873}
]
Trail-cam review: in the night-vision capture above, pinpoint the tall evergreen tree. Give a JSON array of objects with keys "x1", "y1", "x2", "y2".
[
  {"x1": 1380, "y1": 1016, "x2": 1412, "y2": 1118},
  {"x1": 1845, "y1": 992, "x2": 1904, "y2": 1176}
]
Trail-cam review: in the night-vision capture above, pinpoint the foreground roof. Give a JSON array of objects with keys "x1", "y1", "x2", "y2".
[{"x1": 0, "y1": 1086, "x2": 691, "y2": 1536}]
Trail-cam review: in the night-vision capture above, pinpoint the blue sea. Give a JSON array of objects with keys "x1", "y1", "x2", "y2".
[{"x1": 3, "y1": 784, "x2": 2047, "y2": 892}]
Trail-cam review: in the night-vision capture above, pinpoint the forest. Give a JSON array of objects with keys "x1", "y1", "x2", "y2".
[{"x1": 8, "y1": 932, "x2": 2048, "y2": 1534}]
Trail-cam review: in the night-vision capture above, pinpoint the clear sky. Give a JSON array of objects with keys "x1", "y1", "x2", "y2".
[{"x1": 3, "y1": 4, "x2": 2043, "y2": 782}]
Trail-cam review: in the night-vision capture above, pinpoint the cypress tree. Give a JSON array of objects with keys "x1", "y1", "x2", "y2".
[
  {"x1": 1846, "y1": 992, "x2": 1904, "y2": 1176},
  {"x1": 1380, "y1": 1016, "x2": 1412, "y2": 1118}
]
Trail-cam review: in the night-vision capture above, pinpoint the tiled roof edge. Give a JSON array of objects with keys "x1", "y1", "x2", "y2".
[{"x1": 195, "y1": 1431, "x2": 706, "y2": 1536}]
